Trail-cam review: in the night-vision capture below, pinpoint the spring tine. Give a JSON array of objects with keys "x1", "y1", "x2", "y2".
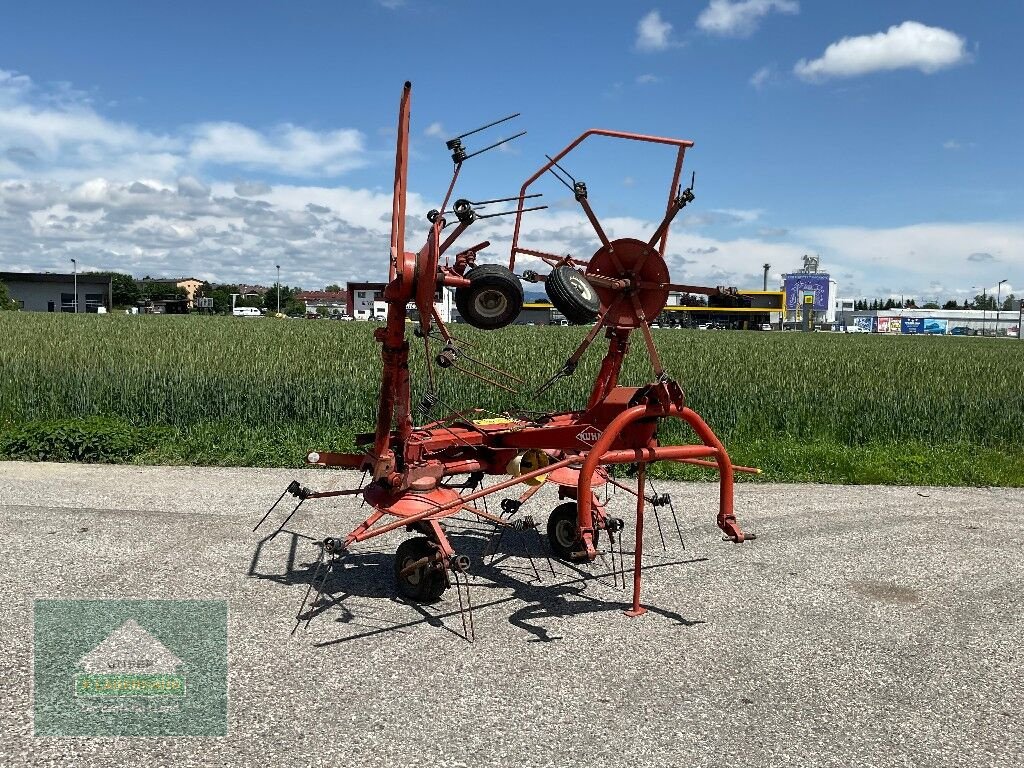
[
  {"x1": 465, "y1": 569, "x2": 476, "y2": 642},
  {"x1": 652, "y1": 500, "x2": 667, "y2": 551},
  {"x1": 607, "y1": 530, "x2": 618, "y2": 589},
  {"x1": 669, "y1": 495, "x2": 685, "y2": 550},
  {"x1": 271, "y1": 498, "x2": 305, "y2": 538},
  {"x1": 304, "y1": 554, "x2": 341, "y2": 631},
  {"x1": 254, "y1": 486, "x2": 290, "y2": 532},
  {"x1": 535, "y1": 525, "x2": 556, "y2": 577},
  {"x1": 524, "y1": 527, "x2": 542, "y2": 583},
  {"x1": 454, "y1": 568, "x2": 470, "y2": 641},
  {"x1": 292, "y1": 547, "x2": 325, "y2": 634},
  {"x1": 618, "y1": 526, "x2": 626, "y2": 590},
  {"x1": 451, "y1": 112, "x2": 520, "y2": 142}
]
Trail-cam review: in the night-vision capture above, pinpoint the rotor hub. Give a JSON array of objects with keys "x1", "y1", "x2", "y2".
[{"x1": 586, "y1": 237, "x2": 670, "y2": 328}]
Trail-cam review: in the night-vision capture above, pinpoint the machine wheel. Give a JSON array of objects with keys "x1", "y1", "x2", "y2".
[
  {"x1": 394, "y1": 537, "x2": 447, "y2": 603},
  {"x1": 545, "y1": 265, "x2": 600, "y2": 324},
  {"x1": 455, "y1": 264, "x2": 524, "y2": 330},
  {"x1": 547, "y1": 502, "x2": 600, "y2": 561}
]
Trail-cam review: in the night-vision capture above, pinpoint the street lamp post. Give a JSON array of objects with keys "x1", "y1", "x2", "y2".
[
  {"x1": 997, "y1": 279, "x2": 1008, "y2": 336},
  {"x1": 276, "y1": 265, "x2": 281, "y2": 315},
  {"x1": 70, "y1": 258, "x2": 77, "y2": 313}
]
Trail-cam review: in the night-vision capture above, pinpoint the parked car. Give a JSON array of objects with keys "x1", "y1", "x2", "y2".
[
  {"x1": 845, "y1": 325, "x2": 869, "y2": 334},
  {"x1": 950, "y1": 326, "x2": 969, "y2": 336},
  {"x1": 760, "y1": 323, "x2": 773, "y2": 331},
  {"x1": 232, "y1": 306, "x2": 261, "y2": 317}
]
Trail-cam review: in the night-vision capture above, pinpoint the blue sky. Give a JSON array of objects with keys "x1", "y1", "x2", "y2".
[{"x1": 0, "y1": 1, "x2": 1020, "y2": 301}]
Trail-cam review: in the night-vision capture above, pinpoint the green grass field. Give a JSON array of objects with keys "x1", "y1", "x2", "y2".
[{"x1": 1, "y1": 312, "x2": 1021, "y2": 485}]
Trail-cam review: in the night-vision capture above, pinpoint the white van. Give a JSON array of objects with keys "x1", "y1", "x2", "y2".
[{"x1": 232, "y1": 306, "x2": 261, "y2": 317}]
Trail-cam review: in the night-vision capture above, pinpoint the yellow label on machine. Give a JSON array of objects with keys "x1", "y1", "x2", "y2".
[{"x1": 471, "y1": 418, "x2": 515, "y2": 426}]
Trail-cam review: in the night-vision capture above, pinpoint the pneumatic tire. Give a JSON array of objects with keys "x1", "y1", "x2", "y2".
[
  {"x1": 545, "y1": 265, "x2": 600, "y2": 324},
  {"x1": 454, "y1": 264, "x2": 524, "y2": 330}
]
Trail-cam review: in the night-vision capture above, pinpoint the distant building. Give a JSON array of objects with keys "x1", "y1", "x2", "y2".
[
  {"x1": 347, "y1": 282, "x2": 386, "y2": 320},
  {"x1": 782, "y1": 255, "x2": 837, "y2": 326},
  {"x1": 0, "y1": 271, "x2": 112, "y2": 313},
  {"x1": 139, "y1": 277, "x2": 203, "y2": 308},
  {"x1": 296, "y1": 290, "x2": 348, "y2": 315},
  {"x1": 345, "y1": 281, "x2": 455, "y2": 322},
  {"x1": 237, "y1": 283, "x2": 269, "y2": 296}
]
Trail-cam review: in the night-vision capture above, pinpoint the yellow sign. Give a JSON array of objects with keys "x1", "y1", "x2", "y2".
[
  {"x1": 471, "y1": 417, "x2": 514, "y2": 426},
  {"x1": 803, "y1": 294, "x2": 814, "y2": 305}
]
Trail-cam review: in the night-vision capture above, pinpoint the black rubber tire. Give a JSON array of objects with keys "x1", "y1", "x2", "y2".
[
  {"x1": 394, "y1": 537, "x2": 447, "y2": 603},
  {"x1": 545, "y1": 265, "x2": 600, "y2": 325},
  {"x1": 455, "y1": 264, "x2": 524, "y2": 330},
  {"x1": 546, "y1": 502, "x2": 600, "y2": 561}
]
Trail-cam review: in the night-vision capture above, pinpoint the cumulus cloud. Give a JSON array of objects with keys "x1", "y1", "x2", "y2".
[
  {"x1": 794, "y1": 21, "x2": 969, "y2": 81},
  {"x1": 0, "y1": 68, "x2": 366, "y2": 181},
  {"x1": 697, "y1": 0, "x2": 798, "y2": 38},
  {"x1": 749, "y1": 66, "x2": 772, "y2": 89},
  {"x1": 188, "y1": 122, "x2": 365, "y2": 176},
  {"x1": 423, "y1": 121, "x2": 445, "y2": 138},
  {"x1": 636, "y1": 10, "x2": 675, "y2": 52},
  {"x1": 967, "y1": 251, "x2": 996, "y2": 263}
]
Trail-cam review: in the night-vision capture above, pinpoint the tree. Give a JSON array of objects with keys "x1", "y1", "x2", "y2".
[
  {"x1": 973, "y1": 293, "x2": 997, "y2": 311},
  {"x1": 262, "y1": 284, "x2": 304, "y2": 315},
  {"x1": 0, "y1": 279, "x2": 18, "y2": 310},
  {"x1": 86, "y1": 271, "x2": 140, "y2": 307},
  {"x1": 1002, "y1": 293, "x2": 1017, "y2": 311},
  {"x1": 922, "y1": 302, "x2": 939, "y2": 309},
  {"x1": 942, "y1": 300, "x2": 960, "y2": 310},
  {"x1": 324, "y1": 284, "x2": 342, "y2": 293}
]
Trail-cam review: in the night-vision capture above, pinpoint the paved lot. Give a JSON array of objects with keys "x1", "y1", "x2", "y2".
[{"x1": 2, "y1": 461, "x2": 1022, "y2": 767}]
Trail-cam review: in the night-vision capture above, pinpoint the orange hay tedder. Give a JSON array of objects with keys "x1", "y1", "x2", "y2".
[{"x1": 257, "y1": 82, "x2": 756, "y2": 637}]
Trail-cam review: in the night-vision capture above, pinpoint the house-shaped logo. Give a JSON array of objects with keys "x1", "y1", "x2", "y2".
[{"x1": 75, "y1": 619, "x2": 186, "y2": 697}]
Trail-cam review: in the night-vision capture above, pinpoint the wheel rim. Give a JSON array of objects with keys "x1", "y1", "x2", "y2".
[
  {"x1": 401, "y1": 557, "x2": 422, "y2": 586},
  {"x1": 474, "y1": 289, "x2": 508, "y2": 318},
  {"x1": 567, "y1": 273, "x2": 595, "y2": 302},
  {"x1": 554, "y1": 518, "x2": 576, "y2": 548}
]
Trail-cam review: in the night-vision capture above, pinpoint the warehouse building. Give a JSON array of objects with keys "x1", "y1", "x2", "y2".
[{"x1": 0, "y1": 271, "x2": 112, "y2": 313}]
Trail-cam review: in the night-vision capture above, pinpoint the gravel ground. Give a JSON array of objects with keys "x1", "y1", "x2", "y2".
[{"x1": 2, "y1": 461, "x2": 1023, "y2": 767}]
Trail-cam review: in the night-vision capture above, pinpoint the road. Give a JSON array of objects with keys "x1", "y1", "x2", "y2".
[{"x1": 2, "y1": 462, "x2": 1022, "y2": 767}]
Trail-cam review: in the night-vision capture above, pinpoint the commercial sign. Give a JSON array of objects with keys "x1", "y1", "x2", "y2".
[
  {"x1": 901, "y1": 318, "x2": 924, "y2": 334},
  {"x1": 853, "y1": 316, "x2": 874, "y2": 332},
  {"x1": 783, "y1": 273, "x2": 830, "y2": 312},
  {"x1": 922, "y1": 318, "x2": 947, "y2": 335}
]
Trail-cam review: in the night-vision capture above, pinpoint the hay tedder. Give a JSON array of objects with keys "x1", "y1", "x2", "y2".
[{"x1": 258, "y1": 82, "x2": 755, "y2": 633}]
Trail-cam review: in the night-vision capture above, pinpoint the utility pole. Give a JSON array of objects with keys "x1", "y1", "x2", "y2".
[
  {"x1": 276, "y1": 264, "x2": 281, "y2": 315},
  {"x1": 997, "y1": 279, "x2": 1007, "y2": 335},
  {"x1": 70, "y1": 258, "x2": 78, "y2": 313},
  {"x1": 762, "y1": 263, "x2": 770, "y2": 291}
]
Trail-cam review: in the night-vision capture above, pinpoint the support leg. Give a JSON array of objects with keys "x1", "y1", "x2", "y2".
[{"x1": 624, "y1": 464, "x2": 648, "y2": 617}]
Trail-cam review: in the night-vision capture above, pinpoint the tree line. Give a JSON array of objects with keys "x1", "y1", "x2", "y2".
[{"x1": 852, "y1": 293, "x2": 1017, "y2": 312}]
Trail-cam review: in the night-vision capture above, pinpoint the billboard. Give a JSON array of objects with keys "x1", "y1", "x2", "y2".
[
  {"x1": 901, "y1": 318, "x2": 924, "y2": 334},
  {"x1": 922, "y1": 318, "x2": 947, "y2": 335},
  {"x1": 853, "y1": 316, "x2": 874, "y2": 332},
  {"x1": 877, "y1": 316, "x2": 891, "y2": 333},
  {"x1": 783, "y1": 273, "x2": 831, "y2": 311}
]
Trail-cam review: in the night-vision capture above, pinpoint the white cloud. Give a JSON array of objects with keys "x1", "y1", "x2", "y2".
[
  {"x1": 749, "y1": 66, "x2": 772, "y2": 88},
  {"x1": 794, "y1": 21, "x2": 969, "y2": 81},
  {"x1": 636, "y1": 10, "x2": 675, "y2": 52},
  {"x1": 697, "y1": 0, "x2": 798, "y2": 38},
  {"x1": 636, "y1": 73, "x2": 661, "y2": 85},
  {"x1": 0, "y1": 68, "x2": 366, "y2": 180},
  {"x1": 188, "y1": 122, "x2": 365, "y2": 176},
  {"x1": 424, "y1": 121, "x2": 445, "y2": 138}
]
